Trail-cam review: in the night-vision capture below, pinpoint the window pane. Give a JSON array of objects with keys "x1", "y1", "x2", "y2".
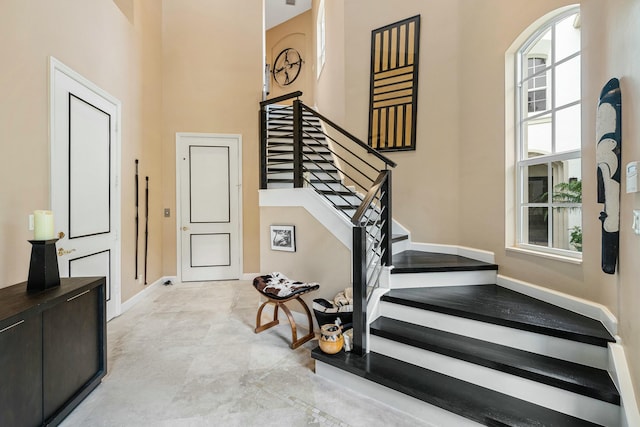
[
  {"x1": 555, "y1": 104, "x2": 581, "y2": 152},
  {"x1": 528, "y1": 165, "x2": 548, "y2": 203},
  {"x1": 552, "y1": 158, "x2": 582, "y2": 202},
  {"x1": 552, "y1": 207, "x2": 582, "y2": 251},
  {"x1": 527, "y1": 206, "x2": 548, "y2": 246},
  {"x1": 523, "y1": 114, "x2": 552, "y2": 157},
  {"x1": 555, "y1": 55, "x2": 581, "y2": 106},
  {"x1": 523, "y1": 68, "x2": 551, "y2": 118},
  {"x1": 555, "y1": 13, "x2": 580, "y2": 62},
  {"x1": 525, "y1": 29, "x2": 551, "y2": 63}
]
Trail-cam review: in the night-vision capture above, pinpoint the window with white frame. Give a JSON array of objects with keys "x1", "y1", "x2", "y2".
[
  {"x1": 316, "y1": 0, "x2": 326, "y2": 78},
  {"x1": 516, "y1": 7, "x2": 582, "y2": 257}
]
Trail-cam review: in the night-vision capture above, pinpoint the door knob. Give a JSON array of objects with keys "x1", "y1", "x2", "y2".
[
  {"x1": 182, "y1": 226, "x2": 190, "y2": 231},
  {"x1": 57, "y1": 247, "x2": 76, "y2": 257},
  {"x1": 58, "y1": 231, "x2": 65, "y2": 239}
]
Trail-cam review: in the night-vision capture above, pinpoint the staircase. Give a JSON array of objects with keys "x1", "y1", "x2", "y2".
[
  {"x1": 258, "y1": 94, "x2": 626, "y2": 426},
  {"x1": 313, "y1": 251, "x2": 620, "y2": 426}
]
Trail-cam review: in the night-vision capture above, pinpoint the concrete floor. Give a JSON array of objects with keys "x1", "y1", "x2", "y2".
[{"x1": 61, "y1": 280, "x2": 432, "y2": 427}]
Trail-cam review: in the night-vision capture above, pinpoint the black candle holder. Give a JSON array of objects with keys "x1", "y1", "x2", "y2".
[{"x1": 27, "y1": 239, "x2": 61, "y2": 293}]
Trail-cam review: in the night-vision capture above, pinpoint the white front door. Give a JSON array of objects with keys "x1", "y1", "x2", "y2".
[
  {"x1": 177, "y1": 133, "x2": 242, "y2": 282},
  {"x1": 50, "y1": 58, "x2": 121, "y2": 320}
]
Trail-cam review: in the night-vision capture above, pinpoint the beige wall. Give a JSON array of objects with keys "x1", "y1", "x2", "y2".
[
  {"x1": 266, "y1": 10, "x2": 315, "y2": 104},
  {"x1": 161, "y1": 0, "x2": 263, "y2": 277},
  {"x1": 314, "y1": 0, "x2": 639, "y2": 404},
  {"x1": 314, "y1": 0, "x2": 346, "y2": 123},
  {"x1": 343, "y1": 0, "x2": 463, "y2": 245},
  {"x1": 584, "y1": 0, "x2": 640, "y2": 405},
  {"x1": 260, "y1": 207, "x2": 351, "y2": 320},
  {"x1": 0, "y1": 0, "x2": 163, "y2": 302}
]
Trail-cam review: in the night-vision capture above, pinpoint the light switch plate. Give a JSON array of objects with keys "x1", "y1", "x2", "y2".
[{"x1": 633, "y1": 210, "x2": 640, "y2": 235}]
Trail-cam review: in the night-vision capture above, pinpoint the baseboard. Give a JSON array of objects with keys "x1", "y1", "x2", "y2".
[
  {"x1": 119, "y1": 275, "x2": 176, "y2": 315},
  {"x1": 496, "y1": 275, "x2": 618, "y2": 337},
  {"x1": 609, "y1": 343, "x2": 640, "y2": 427}
]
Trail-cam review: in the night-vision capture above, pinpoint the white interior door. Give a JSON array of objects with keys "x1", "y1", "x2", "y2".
[
  {"x1": 177, "y1": 133, "x2": 242, "y2": 282},
  {"x1": 50, "y1": 58, "x2": 121, "y2": 320}
]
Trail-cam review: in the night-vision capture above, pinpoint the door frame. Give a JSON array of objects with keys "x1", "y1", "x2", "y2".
[
  {"x1": 175, "y1": 132, "x2": 243, "y2": 282},
  {"x1": 49, "y1": 56, "x2": 122, "y2": 318}
]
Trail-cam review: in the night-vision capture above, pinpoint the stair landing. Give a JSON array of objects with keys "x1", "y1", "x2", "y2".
[
  {"x1": 382, "y1": 285, "x2": 615, "y2": 347},
  {"x1": 391, "y1": 250, "x2": 498, "y2": 273}
]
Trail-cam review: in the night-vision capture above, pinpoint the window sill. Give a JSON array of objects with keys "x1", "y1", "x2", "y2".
[{"x1": 506, "y1": 246, "x2": 582, "y2": 265}]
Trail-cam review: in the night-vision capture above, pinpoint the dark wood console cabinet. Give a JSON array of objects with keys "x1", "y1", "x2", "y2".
[{"x1": 0, "y1": 277, "x2": 106, "y2": 427}]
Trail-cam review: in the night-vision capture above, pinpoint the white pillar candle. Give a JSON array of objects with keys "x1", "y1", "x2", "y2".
[{"x1": 34, "y1": 210, "x2": 55, "y2": 240}]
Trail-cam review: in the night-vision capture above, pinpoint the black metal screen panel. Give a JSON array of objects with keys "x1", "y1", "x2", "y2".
[{"x1": 368, "y1": 15, "x2": 420, "y2": 151}]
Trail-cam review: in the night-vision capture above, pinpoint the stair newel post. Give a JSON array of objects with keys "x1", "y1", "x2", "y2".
[
  {"x1": 352, "y1": 224, "x2": 368, "y2": 356},
  {"x1": 293, "y1": 99, "x2": 304, "y2": 188},
  {"x1": 381, "y1": 170, "x2": 392, "y2": 266},
  {"x1": 259, "y1": 106, "x2": 268, "y2": 189}
]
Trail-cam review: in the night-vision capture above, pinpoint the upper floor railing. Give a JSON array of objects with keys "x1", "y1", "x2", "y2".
[{"x1": 259, "y1": 92, "x2": 396, "y2": 355}]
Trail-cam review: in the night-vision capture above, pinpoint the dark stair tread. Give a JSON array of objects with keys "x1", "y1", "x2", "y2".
[
  {"x1": 268, "y1": 148, "x2": 331, "y2": 155},
  {"x1": 382, "y1": 285, "x2": 616, "y2": 347},
  {"x1": 370, "y1": 317, "x2": 620, "y2": 405},
  {"x1": 392, "y1": 250, "x2": 498, "y2": 273},
  {"x1": 312, "y1": 348, "x2": 602, "y2": 426},
  {"x1": 316, "y1": 189, "x2": 360, "y2": 197},
  {"x1": 267, "y1": 141, "x2": 328, "y2": 147},
  {"x1": 392, "y1": 234, "x2": 409, "y2": 243}
]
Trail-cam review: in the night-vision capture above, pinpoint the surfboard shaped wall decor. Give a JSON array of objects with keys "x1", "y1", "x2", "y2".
[{"x1": 596, "y1": 78, "x2": 621, "y2": 274}]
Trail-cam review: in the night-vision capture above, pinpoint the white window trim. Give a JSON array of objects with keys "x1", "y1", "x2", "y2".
[
  {"x1": 513, "y1": 6, "x2": 582, "y2": 261},
  {"x1": 316, "y1": 0, "x2": 326, "y2": 79}
]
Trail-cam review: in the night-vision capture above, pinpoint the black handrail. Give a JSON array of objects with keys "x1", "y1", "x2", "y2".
[
  {"x1": 352, "y1": 171, "x2": 388, "y2": 225},
  {"x1": 259, "y1": 91, "x2": 302, "y2": 107},
  {"x1": 260, "y1": 95, "x2": 395, "y2": 357}
]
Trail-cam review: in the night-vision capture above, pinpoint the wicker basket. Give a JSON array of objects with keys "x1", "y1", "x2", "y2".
[{"x1": 313, "y1": 308, "x2": 352, "y2": 329}]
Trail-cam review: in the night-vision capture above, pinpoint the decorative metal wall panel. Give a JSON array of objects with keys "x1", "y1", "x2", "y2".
[{"x1": 368, "y1": 15, "x2": 420, "y2": 151}]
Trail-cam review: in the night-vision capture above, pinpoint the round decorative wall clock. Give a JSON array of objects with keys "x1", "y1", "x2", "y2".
[{"x1": 273, "y1": 48, "x2": 303, "y2": 86}]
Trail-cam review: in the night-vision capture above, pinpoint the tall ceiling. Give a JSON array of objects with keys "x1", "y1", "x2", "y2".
[{"x1": 265, "y1": 0, "x2": 312, "y2": 30}]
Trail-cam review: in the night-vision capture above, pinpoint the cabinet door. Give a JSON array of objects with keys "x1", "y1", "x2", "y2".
[
  {"x1": 43, "y1": 287, "x2": 100, "y2": 420},
  {"x1": 0, "y1": 314, "x2": 43, "y2": 427}
]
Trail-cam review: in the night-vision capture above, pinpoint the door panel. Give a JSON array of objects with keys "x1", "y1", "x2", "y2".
[
  {"x1": 191, "y1": 233, "x2": 230, "y2": 267},
  {"x1": 51, "y1": 59, "x2": 120, "y2": 320},
  {"x1": 69, "y1": 251, "x2": 111, "y2": 302},
  {"x1": 69, "y1": 94, "x2": 111, "y2": 238},
  {"x1": 190, "y1": 146, "x2": 230, "y2": 223},
  {"x1": 178, "y1": 134, "x2": 241, "y2": 281}
]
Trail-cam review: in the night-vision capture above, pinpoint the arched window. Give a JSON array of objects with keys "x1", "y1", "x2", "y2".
[{"x1": 515, "y1": 7, "x2": 582, "y2": 257}]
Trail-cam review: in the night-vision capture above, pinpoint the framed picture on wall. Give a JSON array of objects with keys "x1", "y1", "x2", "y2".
[{"x1": 270, "y1": 225, "x2": 296, "y2": 252}]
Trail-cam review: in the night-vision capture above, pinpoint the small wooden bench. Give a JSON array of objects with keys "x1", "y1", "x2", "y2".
[{"x1": 253, "y1": 273, "x2": 319, "y2": 349}]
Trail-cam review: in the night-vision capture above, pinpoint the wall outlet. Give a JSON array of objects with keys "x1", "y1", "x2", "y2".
[
  {"x1": 138, "y1": 275, "x2": 143, "y2": 284},
  {"x1": 28, "y1": 214, "x2": 34, "y2": 231}
]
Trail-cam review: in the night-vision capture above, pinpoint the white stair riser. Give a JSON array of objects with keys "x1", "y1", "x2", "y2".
[
  {"x1": 389, "y1": 270, "x2": 497, "y2": 288},
  {"x1": 315, "y1": 361, "x2": 483, "y2": 427},
  {"x1": 379, "y1": 302, "x2": 609, "y2": 369},
  {"x1": 370, "y1": 335, "x2": 619, "y2": 426},
  {"x1": 392, "y1": 238, "x2": 410, "y2": 254}
]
